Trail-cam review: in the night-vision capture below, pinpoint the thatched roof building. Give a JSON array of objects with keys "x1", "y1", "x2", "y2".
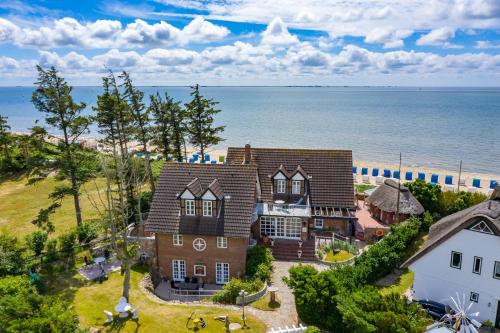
[{"x1": 366, "y1": 179, "x2": 424, "y2": 224}]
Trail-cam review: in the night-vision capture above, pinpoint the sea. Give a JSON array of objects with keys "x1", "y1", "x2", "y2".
[{"x1": 1, "y1": 86, "x2": 499, "y2": 175}]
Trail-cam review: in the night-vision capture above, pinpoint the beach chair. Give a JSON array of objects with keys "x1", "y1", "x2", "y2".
[
  {"x1": 218, "y1": 155, "x2": 225, "y2": 163},
  {"x1": 352, "y1": 166, "x2": 357, "y2": 174},
  {"x1": 383, "y1": 169, "x2": 391, "y2": 178},
  {"x1": 188, "y1": 158, "x2": 195, "y2": 164},
  {"x1": 210, "y1": 160, "x2": 217, "y2": 164},
  {"x1": 489, "y1": 180, "x2": 498, "y2": 195},
  {"x1": 393, "y1": 170, "x2": 400, "y2": 180},
  {"x1": 204, "y1": 153, "x2": 210, "y2": 162},
  {"x1": 444, "y1": 175, "x2": 454, "y2": 191},
  {"x1": 361, "y1": 167, "x2": 370, "y2": 184},
  {"x1": 469, "y1": 178, "x2": 481, "y2": 193},
  {"x1": 192, "y1": 154, "x2": 199, "y2": 161},
  {"x1": 405, "y1": 171, "x2": 413, "y2": 181},
  {"x1": 430, "y1": 174, "x2": 439, "y2": 186},
  {"x1": 418, "y1": 172, "x2": 425, "y2": 181},
  {"x1": 372, "y1": 168, "x2": 379, "y2": 177},
  {"x1": 372, "y1": 168, "x2": 383, "y2": 185}
]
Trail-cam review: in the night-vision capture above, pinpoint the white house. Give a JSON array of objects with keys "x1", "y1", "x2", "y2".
[{"x1": 402, "y1": 187, "x2": 500, "y2": 328}]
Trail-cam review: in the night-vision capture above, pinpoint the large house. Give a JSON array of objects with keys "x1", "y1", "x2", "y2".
[
  {"x1": 402, "y1": 186, "x2": 500, "y2": 327},
  {"x1": 145, "y1": 145, "x2": 356, "y2": 283}
]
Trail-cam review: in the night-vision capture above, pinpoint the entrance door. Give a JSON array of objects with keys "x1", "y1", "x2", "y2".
[
  {"x1": 216, "y1": 262, "x2": 230, "y2": 284},
  {"x1": 172, "y1": 259, "x2": 186, "y2": 282},
  {"x1": 495, "y1": 300, "x2": 500, "y2": 329}
]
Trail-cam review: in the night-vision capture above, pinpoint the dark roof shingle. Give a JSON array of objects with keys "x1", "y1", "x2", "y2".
[
  {"x1": 226, "y1": 147, "x2": 355, "y2": 208},
  {"x1": 145, "y1": 163, "x2": 257, "y2": 238}
]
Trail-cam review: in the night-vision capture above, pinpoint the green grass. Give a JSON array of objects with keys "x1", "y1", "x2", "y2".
[
  {"x1": 355, "y1": 184, "x2": 376, "y2": 193},
  {"x1": 324, "y1": 250, "x2": 354, "y2": 262},
  {"x1": 249, "y1": 293, "x2": 280, "y2": 311},
  {"x1": 0, "y1": 177, "x2": 108, "y2": 239},
  {"x1": 379, "y1": 269, "x2": 414, "y2": 296},
  {"x1": 45, "y1": 266, "x2": 267, "y2": 333}
]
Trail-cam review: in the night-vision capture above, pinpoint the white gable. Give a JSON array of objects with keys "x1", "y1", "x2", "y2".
[
  {"x1": 273, "y1": 172, "x2": 286, "y2": 180},
  {"x1": 202, "y1": 190, "x2": 216, "y2": 201},
  {"x1": 180, "y1": 189, "x2": 195, "y2": 199},
  {"x1": 292, "y1": 173, "x2": 305, "y2": 181}
]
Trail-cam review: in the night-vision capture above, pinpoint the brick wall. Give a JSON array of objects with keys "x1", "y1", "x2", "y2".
[{"x1": 156, "y1": 233, "x2": 248, "y2": 284}]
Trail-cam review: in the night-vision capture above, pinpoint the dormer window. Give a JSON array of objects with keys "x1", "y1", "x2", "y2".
[
  {"x1": 292, "y1": 180, "x2": 301, "y2": 194},
  {"x1": 277, "y1": 179, "x2": 286, "y2": 193},
  {"x1": 185, "y1": 200, "x2": 195, "y2": 216},
  {"x1": 203, "y1": 200, "x2": 213, "y2": 216}
]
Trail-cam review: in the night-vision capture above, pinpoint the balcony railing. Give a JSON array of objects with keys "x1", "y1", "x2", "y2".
[{"x1": 256, "y1": 202, "x2": 311, "y2": 217}]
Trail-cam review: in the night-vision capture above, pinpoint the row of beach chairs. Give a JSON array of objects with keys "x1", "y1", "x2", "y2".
[
  {"x1": 187, "y1": 153, "x2": 225, "y2": 165},
  {"x1": 353, "y1": 166, "x2": 498, "y2": 194}
]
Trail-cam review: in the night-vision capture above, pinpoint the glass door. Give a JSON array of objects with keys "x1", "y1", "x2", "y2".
[
  {"x1": 216, "y1": 262, "x2": 230, "y2": 284},
  {"x1": 172, "y1": 259, "x2": 186, "y2": 282}
]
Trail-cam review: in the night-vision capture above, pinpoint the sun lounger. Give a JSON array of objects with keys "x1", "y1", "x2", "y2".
[
  {"x1": 430, "y1": 174, "x2": 439, "y2": 186},
  {"x1": 361, "y1": 167, "x2": 370, "y2": 183},
  {"x1": 444, "y1": 175, "x2": 454, "y2": 191},
  {"x1": 352, "y1": 166, "x2": 357, "y2": 174},
  {"x1": 418, "y1": 172, "x2": 425, "y2": 181},
  {"x1": 372, "y1": 168, "x2": 379, "y2": 177},
  {"x1": 489, "y1": 180, "x2": 498, "y2": 195},
  {"x1": 405, "y1": 171, "x2": 413, "y2": 181},
  {"x1": 383, "y1": 169, "x2": 391, "y2": 178},
  {"x1": 393, "y1": 170, "x2": 400, "y2": 180}
]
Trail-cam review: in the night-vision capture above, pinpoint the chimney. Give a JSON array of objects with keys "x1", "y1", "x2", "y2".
[{"x1": 244, "y1": 144, "x2": 251, "y2": 164}]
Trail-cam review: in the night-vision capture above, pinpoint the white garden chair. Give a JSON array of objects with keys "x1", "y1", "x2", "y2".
[{"x1": 104, "y1": 310, "x2": 114, "y2": 324}]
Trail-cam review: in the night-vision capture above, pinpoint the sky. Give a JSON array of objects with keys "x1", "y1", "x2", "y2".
[{"x1": 1, "y1": 0, "x2": 500, "y2": 86}]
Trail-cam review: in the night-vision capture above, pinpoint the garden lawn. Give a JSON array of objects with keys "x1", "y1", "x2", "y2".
[
  {"x1": 379, "y1": 269, "x2": 414, "y2": 296},
  {"x1": 47, "y1": 266, "x2": 267, "y2": 333},
  {"x1": 0, "y1": 177, "x2": 107, "y2": 238},
  {"x1": 324, "y1": 250, "x2": 354, "y2": 262},
  {"x1": 249, "y1": 292, "x2": 280, "y2": 311},
  {"x1": 355, "y1": 184, "x2": 376, "y2": 193}
]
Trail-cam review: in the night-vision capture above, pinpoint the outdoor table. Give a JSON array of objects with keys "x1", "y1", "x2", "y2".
[
  {"x1": 178, "y1": 282, "x2": 198, "y2": 290},
  {"x1": 93, "y1": 256, "x2": 105, "y2": 264},
  {"x1": 268, "y1": 286, "x2": 278, "y2": 303}
]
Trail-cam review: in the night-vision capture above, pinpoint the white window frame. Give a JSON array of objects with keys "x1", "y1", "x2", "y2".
[
  {"x1": 217, "y1": 236, "x2": 227, "y2": 248},
  {"x1": 203, "y1": 200, "x2": 213, "y2": 217},
  {"x1": 277, "y1": 179, "x2": 286, "y2": 194},
  {"x1": 173, "y1": 234, "x2": 183, "y2": 246},
  {"x1": 291, "y1": 180, "x2": 301, "y2": 194},
  {"x1": 172, "y1": 259, "x2": 186, "y2": 282},
  {"x1": 216, "y1": 262, "x2": 230, "y2": 284},
  {"x1": 185, "y1": 199, "x2": 195, "y2": 216},
  {"x1": 450, "y1": 251, "x2": 462, "y2": 269},
  {"x1": 470, "y1": 220, "x2": 494, "y2": 235},
  {"x1": 472, "y1": 256, "x2": 482, "y2": 275},
  {"x1": 470, "y1": 292, "x2": 479, "y2": 303},
  {"x1": 194, "y1": 264, "x2": 206, "y2": 276},
  {"x1": 314, "y1": 218, "x2": 324, "y2": 229}
]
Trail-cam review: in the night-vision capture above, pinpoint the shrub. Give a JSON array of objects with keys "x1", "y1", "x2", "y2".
[
  {"x1": 45, "y1": 239, "x2": 58, "y2": 262},
  {"x1": 212, "y1": 278, "x2": 263, "y2": 304},
  {"x1": 25, "y1": 230, "x2": 48, "y2": 256},
  {"x1": 76, "y1": 222, "x2": 98, "y2": 245},
  {"x1": 0, "y1": 233, "x2": 25, "y2": 276},
  {"x1": 58, "y1": 230, "x2": 77, "y2": 257},
  {"x1": 304, "y1": 326, "x2": 321, "y2": 333},
  {"x1": 254, "y1": 262, "x2": 272, "y2": 281},
  {"x1": 246, "y1": 245, "x2": 273, "y2": 279}
]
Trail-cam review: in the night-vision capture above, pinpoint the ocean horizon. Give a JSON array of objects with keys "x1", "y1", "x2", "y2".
[{"x1": 2, "y1": 86, "x2": 499, "y2": 175}]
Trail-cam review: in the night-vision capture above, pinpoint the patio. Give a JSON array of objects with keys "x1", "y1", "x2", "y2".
[
  {"x1": 77, "y1": 259, "x2": 121, "y2": 281},
  {"x1": 155, "y1": 280, "x2": 223, "y2": 302}
]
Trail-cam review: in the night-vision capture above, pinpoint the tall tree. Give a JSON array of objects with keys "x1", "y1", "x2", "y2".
[
  {"x1": 31, "y1": 66, "x2": 93, "y2": 227},
  {"x1": 149, "y1": 93, "x2": 186, "y2": 162},
  {"x1": 185, "y1": 84, "x2": 225, "y2": 159},
  {"x1": 120, "y1": 71, "x2": 155, "y2": 194},
  {"x1": 0, "y1": 115, "x2": 11, "y2": 164}
]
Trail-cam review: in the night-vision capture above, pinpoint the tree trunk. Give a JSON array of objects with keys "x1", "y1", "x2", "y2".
[
  {"x1": 72, "y1": 183, "x2": 83, "y2": 226},
  {"x1": 122, "y1": 257, "x2": 131, "y2": 301},
  {"x1": 142, "y1": 141, "x2": 155, "y2": 194}
]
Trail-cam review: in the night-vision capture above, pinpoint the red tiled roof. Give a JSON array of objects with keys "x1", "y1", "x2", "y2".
[{"x1": 227, "y1": 147, "x2": 355, "y2": 208}]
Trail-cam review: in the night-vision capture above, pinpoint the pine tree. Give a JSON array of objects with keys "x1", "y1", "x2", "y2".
[
  {"x1": 0, "y1": 115, "x2": 11, "y2": 166},
  {"x1": 185, "y1": 84, "x2": 225, "y2": 160},
  {"x1": 149, "y1": 93, "x2": 186, "y2": 162},
  {"x1": 31, "y1": 66, "x2": 94, "y2": 227}
]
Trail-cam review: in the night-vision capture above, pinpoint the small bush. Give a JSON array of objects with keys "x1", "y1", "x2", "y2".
[
  {"x1": 76, "y1": 222, "x2": 98, "y2": 245},
  {"x1": 212, "y1": 278, "x2": 263, "y2": 304},
  {"x1": 25, "y1": 231, "x2": 48, "y2": 256},
  {"x1": 44, "y1": 239, "x2": 58, "y2": 262},
  {"x1": 254, "y1": 263, "x2": 272, "y2": 281},
  {"x1": 58, "y1": 230, "x2": 76, "y2": 257},
  {"x1": 304, "y1": 326, "x2": 321, "y2": 333},
  {"x1": 246, "y1": 245, "x2": 273, "y2": 279}
]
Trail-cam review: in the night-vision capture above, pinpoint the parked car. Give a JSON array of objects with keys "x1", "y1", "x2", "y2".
[{"x1": 416, "y1": 299, "x2": 453, "y2": 320}]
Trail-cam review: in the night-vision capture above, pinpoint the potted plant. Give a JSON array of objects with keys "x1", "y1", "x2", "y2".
[
  {"x1": 270, "y1": 238, "x2": 275, "y2": 247},
  {"x1": 298, "y1": 240, "x2": 303, "y2": 248},
  {"x1": 482, "y1": 320, "x2": 494, "y2": 332}
]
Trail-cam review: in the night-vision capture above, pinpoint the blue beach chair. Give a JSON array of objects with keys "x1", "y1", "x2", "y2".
[
  {"x1": 211, "y1": 160, "x2": 217, "y2": 164},
  {"x1": 372, "y1": 168, "x2": 379, "y2": 177},
  {"x1": 490, "y1": 180, "x2": 498, "y2": 189},
  {"x1": 188, "y1": 158, "x2": 195, "y2": 164},
  {"x1": 352, "y1": 166, "x2": 357, "y2": 174},
  {"x1": 445, "y1": 175, "x2": 453, "y2": 185},
  {"x1": 361, "y1": 167, "x2": 368, "y2": 176},
  {"x1": 361, "y1": 167, "x2": 370, "y2": 184},
  {"x1": 472, "y1": 178, "x2": 481, "y2": 188},
  {"x1": 383, "y1": 169, "x2": 391, "y2": 178},
  {"x1": 393, "y1": 170, "x2": 400, "y2": 179},
  {"x1": 405, "y1": 171, "x2": 413, "y2": 181},
  {"x1": 418, "y1": 172, "x2": 425, "y2": 181},
  {"x1": 431, "y1": 174, "x2": 439, "y2": 185},
  {"x1": 204, "y1": 154, "x2": 210, "y2": 162},
  {"x1": 192, "y1": 154, "x2": 199, "y2": 161}
]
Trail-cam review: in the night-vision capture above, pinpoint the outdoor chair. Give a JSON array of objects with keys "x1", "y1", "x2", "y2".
[
  {"x1": 405, "y1": 171, "x2": 413, "y2": 181},
  {"x1": 352, "y1": 166, "x2": 357, "y2": 174},
  {"x1": 361, "y1": 167, "x2": 370, "y2": 184},
  {"x1": 204, "y1": 154, "x2": 210, "y2": 162},
  {"x1": 431, "y1": 174, "x2": 439, "y2": 185},
  {"x1": 418, "y1": 172, "x2": 426, "y2": 181},
  {"x1": 383, "y1": 169, "x2": 391, "y2": 178},
  {"x1": 393, "y1": 171, "x2": 400, "y2": 179},
  {"x1": 211, "y1": 160, "x2": 217, "y2": 164},
  {"x1": 372, "y1": 168, "x2": 379, "y2": 177},
  {"x1": 191, "y1": 277, "x2": 199, "y2": 284},
  {"x1": 184, "y1": 276, "x2": 191, "y2": 283},
  {"x1": 218, "y1": 155, "x2": 225, "y2": 163},
  {"x1": 489, "y1": 180, "x2": 498, "y2": 195},
  {"x1": 131, "y1": 308, "x2": 138, "y2": 320},
  {"x1": 376, "y1": 175, "x2": 384, "y2": 185},
  {"x1": 104, "y1": 310, "x2": 114, "y2": 324},
  {"x1": 444, "y1": 175, "x2": 454, "y2": 191}
]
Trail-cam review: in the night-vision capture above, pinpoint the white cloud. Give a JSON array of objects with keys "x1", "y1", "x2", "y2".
[
  {"x1": 475, "y1": 40, "x2": 500, "y2": 48},
  {"x1": 261, "y1": 17, "x2": 299, "y2": 45},
  {"x1": 364, "y1": 27, "x2": 412, "y2": 48},
  {"x1": 416, "y1": 27, "x2": 456, "y2": 46},
  {"x1": 0, "y1": 17, "x2": 230, "y2": 49}
]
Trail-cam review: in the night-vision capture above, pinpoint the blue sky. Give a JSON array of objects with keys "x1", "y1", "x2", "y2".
[{"x1": 1, "y1": 0, "x2": 500, "y2": 86}]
